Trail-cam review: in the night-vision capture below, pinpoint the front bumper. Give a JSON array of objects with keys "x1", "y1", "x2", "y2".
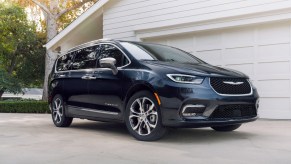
[
  {"x1": 157, "y1": 78, "x2": 259, "y2": 128},
  {"x1": 161, "y1": 116, "x2": 258, "y2": 128}
]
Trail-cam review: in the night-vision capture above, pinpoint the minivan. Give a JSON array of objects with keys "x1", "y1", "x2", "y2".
[{"x1": 48, "y1": 39, "x2": 259, "y2": 141}]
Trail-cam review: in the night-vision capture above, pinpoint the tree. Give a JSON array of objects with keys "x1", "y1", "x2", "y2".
[
  {"x1": 0, "y1": 3, "x2": 45, "y2": 99},
  {"x1": 16, "y1": 33, "x2": 46, "y2": 87},
  {"x1": 0, "y1": 68, "x2": 22, "y2": 98},
  {"x1": 10, "y1": 0, "x2": 98, "y2": 100}
]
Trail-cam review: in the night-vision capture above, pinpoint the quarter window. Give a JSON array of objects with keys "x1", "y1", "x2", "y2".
[
  {"x1": 98, "y1": 44, "x2": 129, "y2": 67},
  {"x1": 56, "y1": 53, "x2": 74, "y2": 71},
  {"x1": 71, "y1": 45, "x2": 100, "y2": 70}
]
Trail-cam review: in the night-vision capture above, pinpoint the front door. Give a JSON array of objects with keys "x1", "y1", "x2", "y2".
[{"x1": 87, "y1": 44, "x2": 130, "y2": 119}]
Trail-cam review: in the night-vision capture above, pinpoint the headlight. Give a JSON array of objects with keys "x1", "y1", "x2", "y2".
[{"x1": 166, "y1": 74, "x2": 204, "y2": 84}]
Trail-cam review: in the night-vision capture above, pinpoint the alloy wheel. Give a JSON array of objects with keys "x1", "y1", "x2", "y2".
[
  {"x1": 129, "y1": 97, "x2": 158, "y2": 136},
  {"x1": 52, "y1": 98, "x2": 63, "y2": 124}
]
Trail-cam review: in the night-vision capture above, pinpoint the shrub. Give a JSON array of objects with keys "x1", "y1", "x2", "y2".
[{"x1": 0, "y1": 101, "x2": 50, "y2": 113}]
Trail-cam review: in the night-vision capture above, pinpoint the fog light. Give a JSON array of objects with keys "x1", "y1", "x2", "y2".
[{"x1": 182, "y1": 104, "x2": 206, "y2": 117}]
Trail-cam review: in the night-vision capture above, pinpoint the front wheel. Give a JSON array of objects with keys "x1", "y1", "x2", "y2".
[
  {"x1": 211, "y1": 124, "x2": 242, "y2": 132},
  {"x1": 51, "y1": 94, "x2": 73, "y2": 127},
  {"x1": 125, "y1": 91, "x2": 167, "y2": 141}
]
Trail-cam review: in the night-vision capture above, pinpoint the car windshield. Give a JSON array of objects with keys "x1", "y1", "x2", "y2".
[{"x1": 121, "y1": 42, "x2": 204, "y2": 64}]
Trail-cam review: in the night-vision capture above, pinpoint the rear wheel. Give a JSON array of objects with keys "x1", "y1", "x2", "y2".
[
  {"x1": 51, "y1": 94, "x2": 73, "y2": 127},
  {"x1": 125, "y1": 91, "x2": 167, "y2": 141},
  {"x1": 211, "y1": 124, "x2": 241, "y2": 132}
]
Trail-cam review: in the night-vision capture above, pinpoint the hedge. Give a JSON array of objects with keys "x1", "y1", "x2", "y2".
[{"x1": 0, "y1": 101, "x2": 50, "y2": 113}]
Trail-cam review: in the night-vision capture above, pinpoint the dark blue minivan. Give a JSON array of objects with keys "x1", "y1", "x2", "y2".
[{"x1": 48, "y1": 39, "x2": 259, "y2": 141}]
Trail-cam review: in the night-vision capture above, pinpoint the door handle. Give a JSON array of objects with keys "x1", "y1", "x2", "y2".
[
  {"x1": 88, "y1": 76, "x2": 97, "y2": 80},
  {"x1": 59, "y1": 74, "x2": 66, "y2": 77},
  {"x1": 81, "y1": 75, "x2": 90, "y2": 80},
  {"x1": 81, "y1": 75, "x2": 96, "y2": 80}
]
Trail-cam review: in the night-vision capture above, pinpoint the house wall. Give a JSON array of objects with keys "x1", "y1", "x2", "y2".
[{"x1": 103, "y1": 0, "x2": 291, "y2": 40}]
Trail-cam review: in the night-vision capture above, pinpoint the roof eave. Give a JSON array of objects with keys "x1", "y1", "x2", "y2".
[{"x1": 45, "y1": 0, "x2": 109, "y2": 50}]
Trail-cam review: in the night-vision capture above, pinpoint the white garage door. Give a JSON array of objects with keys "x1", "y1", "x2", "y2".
[{"x1": 144, "y1": 21, "x2": 291, "y2": 119}]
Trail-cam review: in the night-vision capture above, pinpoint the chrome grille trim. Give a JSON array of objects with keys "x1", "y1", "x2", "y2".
[{"x1": 209, "y1": 78, "x2": 253, "y2": 96}]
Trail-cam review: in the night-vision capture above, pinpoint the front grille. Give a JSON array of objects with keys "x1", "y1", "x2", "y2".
[
  {"x1": 210, "y1": 78, "x2": 252, "y2": 95},
  {"x1": 210, "y1": 104, "x2": 257, "y2": 119}
]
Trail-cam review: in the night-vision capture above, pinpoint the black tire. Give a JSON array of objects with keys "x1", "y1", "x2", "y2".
[
  {"x1": 211, "y1": 124, "x2": 242, "y2": 132},
  {"x1": 125, "y1": 91, "x2": 167, "y2": 141},
  {"x1": 51, "y1": 94, "x2": 73, "y2": 127}
]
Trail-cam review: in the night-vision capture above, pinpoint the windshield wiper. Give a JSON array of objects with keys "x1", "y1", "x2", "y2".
[{"x1": 164, "y1": 59, "x2": 175, "y2": 62}]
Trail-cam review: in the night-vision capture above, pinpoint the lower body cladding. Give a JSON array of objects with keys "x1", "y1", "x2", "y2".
[{"x1": 158, "y1": 88, "x2": 259, "y2": 128}]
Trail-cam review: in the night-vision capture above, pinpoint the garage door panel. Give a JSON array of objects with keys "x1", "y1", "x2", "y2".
[
  {"x1": 168, "y1": 35, "x2": 193, "y2": 52},
  {"x1": 257, "y1": 80, "x2": 290, "y2": 97},
  {"x1": 145, "y1": 38, "x2": 167, "y2": 45},
  {"x1": 224, "y1": 47, "x2": 254, "y2": 64},
  {"x1": 196, "y1": 50, "x2": 221, "y2": 65},
  {"x1": 225, "y1": 64, "x2": 254, "y2": 79},
  {"x1": 258, "y1": 44, "x2": 290, "y2": 61},
  {"x1": 196, "y1": 32, "x2": 222, "y2": 51},
  {"x1": 257, "y1": 74, "x2": 291, "y2": 81},
  {"x1": 257, "y1": 62, "x2": 290, "y2": 75},
  {"x1": 143, "y1": 21, "x2": 291, "y2": 119},
  {"x1": 259, "y1": 98, "x2": 291, "y2": 119},
  {"x1": 223, "y1": 28, "x2": 255, "y2": 48},
  {"x1": 258, "y1": 23, "x2": 290, "y2": 45},
  {"x1": 259, "y1": 109, "x2": 291, "y2": 119}
]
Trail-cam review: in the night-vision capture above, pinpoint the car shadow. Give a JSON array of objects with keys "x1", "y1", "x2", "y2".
[
  {"x1": 161, "y1": 128, "x2": 257, "y2": 144},
  {"x1": 70, "y1": 121, "x2": 129, "y2": 136},
  {"x1": 69, "y1": 121, "x2": 257, "y2": 143}
]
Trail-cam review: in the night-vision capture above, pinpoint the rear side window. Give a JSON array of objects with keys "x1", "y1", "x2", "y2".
[
  {"x1": 71, "y1": 45, "x2": 100, "y2": 70},
  {"x1": 98, "y1": 44, "x2": 129, "y2": 67},
  {"x1": 56, "y1": 53, "x2": 74, "y2": 71}
]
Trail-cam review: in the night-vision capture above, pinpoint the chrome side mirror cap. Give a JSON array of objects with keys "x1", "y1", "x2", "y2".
[{"x1": 99, "y1": 57, "x2": 118, "y2": 75}]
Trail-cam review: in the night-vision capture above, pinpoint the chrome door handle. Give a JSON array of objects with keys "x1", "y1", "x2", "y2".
[
  {"x1": 81, "y1": 75, "x2": 90, "y2": 80},
  {"x1": 88, "y1": 76, "x2": 97, "y2": 80},
  {"x1": 81, "y1": 76, "x2": 96, "y2": 80},
  {"x1": 59, "y1": 74, "x2": 66, "y2": 77}
]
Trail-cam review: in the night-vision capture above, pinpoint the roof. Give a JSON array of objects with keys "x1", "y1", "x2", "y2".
[
  {"x1": 67, "y1": 38, "x2": 115, "y2": 53},
  {"x1": 44, "y1": 0, "x2": 109, "y2": 50}
]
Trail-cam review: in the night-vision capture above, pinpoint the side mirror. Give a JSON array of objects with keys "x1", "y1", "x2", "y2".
[{"x1": 99, "y1": 57, "x2": 118, "y2": 75}]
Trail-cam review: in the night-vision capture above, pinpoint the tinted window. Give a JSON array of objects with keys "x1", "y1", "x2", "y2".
[
  {"x1": 71, "y1": 45, "x2": 100, "y2": 70},
  {"x1": 121, "y1": 42, "x2": 204, "y2": 64},
  {"x1": 56, "y1": 53, "x2": 74, "y2": 71},
  {"x1": 98, "y1": 44, "x2": 129, "y2": 67}
]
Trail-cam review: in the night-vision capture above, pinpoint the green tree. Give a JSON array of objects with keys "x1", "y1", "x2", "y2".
[
  {"x1": 0, "y1": 68, "x2": 22, "y2": 98},
  {"x1": 10, "y1": 0, "x2": 98, "y2": 100},
  {"x1": 0, "y1": 3, "x2": 45, "y2": 99}
]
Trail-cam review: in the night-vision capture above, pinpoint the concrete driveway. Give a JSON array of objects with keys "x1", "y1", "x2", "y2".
[{"x1": 0, "y1": 114, "x2": 290, "y2": 164}]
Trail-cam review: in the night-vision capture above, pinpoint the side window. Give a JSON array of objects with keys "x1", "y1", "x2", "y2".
[
  {"x1": 56, "y1": 53, "x2": 74, "y2": 71},
  {"x1": 71, "y1": 45, "x2": 100, "y2": 70},
  {"x1": 98, "y1": 44, "x2": 129, "y2": 67}
]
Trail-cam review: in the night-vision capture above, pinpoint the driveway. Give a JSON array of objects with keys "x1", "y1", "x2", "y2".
[{"x1": 0, "y1": 114, "x2": 290, "y2": 164}]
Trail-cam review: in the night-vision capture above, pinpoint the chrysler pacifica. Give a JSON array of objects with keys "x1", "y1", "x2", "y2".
[{"x1": 48, "y1": 39, "x2": 259, "y2": 141}]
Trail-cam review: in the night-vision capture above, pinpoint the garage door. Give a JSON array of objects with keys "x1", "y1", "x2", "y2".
[{"x1": 144, "y1": 21, "x2": 291, "y2": 119}]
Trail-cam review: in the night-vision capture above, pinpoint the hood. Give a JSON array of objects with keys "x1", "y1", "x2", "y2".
[{"x1": 142, "y1": 61, "x2": 248, "y2": 78}]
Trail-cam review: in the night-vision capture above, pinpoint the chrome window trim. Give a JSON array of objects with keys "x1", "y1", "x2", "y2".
[
  {"x1": 68, "y1": 105, "x2": 118, "y2": 115},
  {"x1": 209, "y1": 78, "x2": 253, "y2": 97},
  {"x1": 54, "y1": 42, "x2": 131, "y2": 73}
]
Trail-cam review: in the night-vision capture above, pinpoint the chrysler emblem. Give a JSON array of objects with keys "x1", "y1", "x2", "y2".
[{"x1": 223, "y1": 81, "x2": 244, "y2": 85}]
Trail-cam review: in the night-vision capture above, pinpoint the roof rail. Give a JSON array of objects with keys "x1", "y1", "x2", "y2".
[{"x1": 66, "y1": 38, "x2": 114, "y2": 53}]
